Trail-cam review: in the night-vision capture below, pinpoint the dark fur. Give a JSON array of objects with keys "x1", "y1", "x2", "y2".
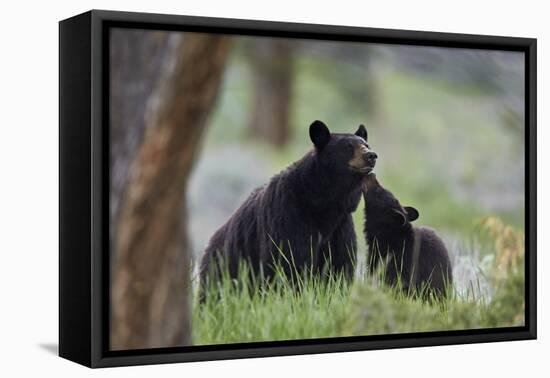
[
  {"x1": 199, "y1": 120, "x2": 377, "y2": 295},
  {"x1": 363, "y1": 174, "x2": 453, "y2": 300}
]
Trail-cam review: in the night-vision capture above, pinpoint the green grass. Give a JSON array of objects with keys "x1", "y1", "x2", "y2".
[
  {"x1": 192, "y1": 218, "x2": 525, "y2": 345},
  {"x1": 193, "y1": 266, "x2": 353, "y2": 345}
]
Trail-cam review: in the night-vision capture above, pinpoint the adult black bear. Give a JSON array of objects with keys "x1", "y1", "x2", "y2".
[
  {"x1": 362, "y1": 173, "x2": 453, "y2": 300},
  {"x1": 199, "y1": 120, "x2": 377, "y2": 294}
]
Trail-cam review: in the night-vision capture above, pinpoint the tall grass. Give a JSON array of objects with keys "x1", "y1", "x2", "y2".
[
  {"x1": 194, "y1": 262, "x2": 353, "y2": 345},
  {"x1": 192, "y1": 217, "x2": 525, "y2": 345}
]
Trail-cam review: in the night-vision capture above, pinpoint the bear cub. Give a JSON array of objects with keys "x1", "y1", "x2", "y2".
[{"x1": 362, "y1": 173, "x2": 453, "y2": 300}]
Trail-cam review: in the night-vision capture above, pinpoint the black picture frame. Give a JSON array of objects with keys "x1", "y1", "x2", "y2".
[{"x1": 59, "y1": 9, "x2": 537, "y2": 368}]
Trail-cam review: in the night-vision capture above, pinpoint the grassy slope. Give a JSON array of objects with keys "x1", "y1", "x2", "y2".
[{"x1": 192, "y1": 218, "x2": 524, "y2": 345}]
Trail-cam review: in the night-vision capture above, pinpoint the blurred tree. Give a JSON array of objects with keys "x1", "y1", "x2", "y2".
[
  {"x1": 111, "y1": 32, "x2": 231, "y2": 350},
  {"x1": 110, "y1": 30, "x2": 172, "y2": 231},
  {"x1": 246, "y1": 39, "x2": 294, "y2": 147},
  {"x1": 315, "y1": 43, "x2": 377, "y2": 116}
]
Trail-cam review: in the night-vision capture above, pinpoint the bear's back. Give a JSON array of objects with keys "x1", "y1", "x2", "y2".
[{"x1": 415, "y1": 226, "x2": 453, "y2": 297}]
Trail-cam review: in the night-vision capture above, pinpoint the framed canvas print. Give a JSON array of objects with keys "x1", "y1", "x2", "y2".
[{"x1": 59, "y1": 10, "x2": 537, "y2": 368}]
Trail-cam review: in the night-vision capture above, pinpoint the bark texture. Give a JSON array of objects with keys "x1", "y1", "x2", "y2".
[{"x1": 111, "y1": 32, "x2": 231, "y2": 350}]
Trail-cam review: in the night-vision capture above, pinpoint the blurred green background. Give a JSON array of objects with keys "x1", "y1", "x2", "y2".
[{"x1": 188, "y1": 36, "x2": 525, "y2": 297}]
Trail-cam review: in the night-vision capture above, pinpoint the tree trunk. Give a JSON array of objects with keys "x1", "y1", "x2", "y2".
[
  {"x1": 247, "y1": 39, "x2": 294, "y2": 148},
  {"x1": 111, "y1": 32, "x2": 231, "y2": 350},
  {"x1": 109, "y1": 30, "x2": 173, "y2": 232}
]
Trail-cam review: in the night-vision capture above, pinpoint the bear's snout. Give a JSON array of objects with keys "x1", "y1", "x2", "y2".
[
  {"x1": 364, "y1": 151, "x2": 378, "y2": 166},
  {"x1": 349, "y1": 144, "x2": 377, "y2": 173}
]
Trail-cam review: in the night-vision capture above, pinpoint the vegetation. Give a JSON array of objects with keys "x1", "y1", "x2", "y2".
[{"x1": 192, "y1": 217, "x2": 524, "y2": 345}]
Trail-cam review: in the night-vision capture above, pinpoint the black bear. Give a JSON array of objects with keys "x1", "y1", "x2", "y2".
[
  {"x1": 199, "y1": 120, "x2": 377, "y2": 295},
  {"x1": 362, "y1": 173, "x2": 453, "y2": 300}
]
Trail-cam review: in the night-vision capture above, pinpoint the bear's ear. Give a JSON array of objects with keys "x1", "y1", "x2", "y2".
[
  {"x1": 404, "y1": 206, "x2": 419, "y2": 222},
  {"x1": 355, "y1": 124, "x2": 368, "y2": 141},
  {"x1": 310, "y1": 120, "x2": 331, "y2": 150},
  {"x1": 391, "y1": 209, "x2": 408, "y2": 227}
]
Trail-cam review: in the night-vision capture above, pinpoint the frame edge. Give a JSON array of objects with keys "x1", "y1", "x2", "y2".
[
  {"x1": 80, "y1": 9, "x2": 538, "y2": 368},
  {"x1": 59, "y1": 11, "x2": 94, "y2": 368}
]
